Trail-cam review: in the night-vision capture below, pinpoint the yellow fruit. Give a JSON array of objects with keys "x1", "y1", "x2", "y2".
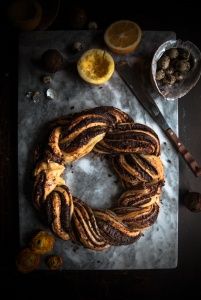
[
  {"x1": 30, "y1": 231, "x2": 55, "y2": 254},
  {"x1": 77, "y1": 49, "x2": 115, "y2": 85},
  {"x1": 104, "y1": 20, "x2": 142, "y2": 55},
  {"x1": 8, "y1": 0, "x2": 42, "y2": 31}
]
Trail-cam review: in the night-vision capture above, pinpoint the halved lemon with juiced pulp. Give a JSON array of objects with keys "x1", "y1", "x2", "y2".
[
  {"x1": 77, "y1": 49, "x2": 115, "y2": 85},
  {"x1": 104, "y1": 20, "x2": 142, "y2": 55}
]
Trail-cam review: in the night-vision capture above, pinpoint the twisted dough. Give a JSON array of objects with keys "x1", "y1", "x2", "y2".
[{"x1": 33, "y1": 106, "x2": 164, "y2": 250}]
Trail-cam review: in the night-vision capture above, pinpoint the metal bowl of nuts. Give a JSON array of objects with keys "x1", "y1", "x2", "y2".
[{"x1": 151, "y1": 39, "x2": 201, "y2": 100}]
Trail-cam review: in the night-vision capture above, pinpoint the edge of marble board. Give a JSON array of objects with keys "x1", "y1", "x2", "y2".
[{"x1": 18, "y1": 31, "x2": 178, "y2": 270}]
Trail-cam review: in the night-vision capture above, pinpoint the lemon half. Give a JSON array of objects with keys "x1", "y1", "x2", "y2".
[
  {"x1": 104, "y1": 20, "x2": 142, "y2": 55},
  {"x1": 77, "y1": 49, "x2": 115, "y2": 85}
]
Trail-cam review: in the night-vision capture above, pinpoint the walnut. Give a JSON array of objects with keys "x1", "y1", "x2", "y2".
[
  {"x1": 42, "y1": 75, "x2": 52, "y2": 84},
  {"x1": 41, "y1": 49, "x2": 64, "y2": 73},
  {"x1": 184, "y1": 192, "x2": 201, "y2": 212},
  {"x1": 32, "y1": 91, "x2": 41, "y2": 103},
  {"x1": 168, "y1": 48, "x2": 179, "y2": 59},
  {"x1": 156, "y1": 69, "x2": 165, "y2": 81}
]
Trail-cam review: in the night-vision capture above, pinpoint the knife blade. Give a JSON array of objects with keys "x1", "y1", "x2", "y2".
[{"x1": 116, "y1": 60, "x2": 201, "y2": 177}]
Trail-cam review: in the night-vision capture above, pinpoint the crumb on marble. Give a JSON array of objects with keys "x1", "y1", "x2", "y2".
[{"x1": 73, "y1": 246, "x2": 79, "y2": 253}]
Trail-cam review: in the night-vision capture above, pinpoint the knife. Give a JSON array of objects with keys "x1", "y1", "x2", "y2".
[{"x1": 116, "y1": 60, "x2": 201, "y2": 177}]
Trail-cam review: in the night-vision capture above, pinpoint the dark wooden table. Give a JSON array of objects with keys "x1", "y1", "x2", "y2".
[{"x1": 0, "y1": 0, "x2": 201, "y2": 297}]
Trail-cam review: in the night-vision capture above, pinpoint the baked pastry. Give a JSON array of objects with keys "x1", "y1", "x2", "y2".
[{"x1": 33, "y1": 106, "x2": 164, "y2": 250}]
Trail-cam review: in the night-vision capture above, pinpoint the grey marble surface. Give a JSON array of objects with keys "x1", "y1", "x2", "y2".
[{"x1": 18, "y1": 31, "x2": 178, "y2": 269}]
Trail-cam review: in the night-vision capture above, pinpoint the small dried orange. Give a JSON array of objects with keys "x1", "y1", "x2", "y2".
[
  {"x1": 8, "y1": 0, "x2": 42, "y2": 31},
  {"x1": 104, "y1": 20, "x2": 142, "y2": 55},
  {"x1": 77, "y1": 49, "x2": 115, "y2": 85},
  {"x1": 16, "y1": 248, "x2": 41, "y2": 273},
  {"x1": 30, "y1": 231, "x2": 55, "y2": 254}
]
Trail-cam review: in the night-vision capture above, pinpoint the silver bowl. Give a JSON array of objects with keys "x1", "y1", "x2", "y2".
[{"x1": 151, "y1": 39, "x2": 201, "y2": 100}]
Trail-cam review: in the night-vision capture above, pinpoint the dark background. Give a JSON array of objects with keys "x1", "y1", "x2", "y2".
[{"x1": 0, "y1": 0, "x2": 201, "y2": 297}]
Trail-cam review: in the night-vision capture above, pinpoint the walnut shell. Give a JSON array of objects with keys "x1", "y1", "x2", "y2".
[
  {"x1": 156, "y1": 69, "x2": 165, "y2": 81},
  {"x1": 68, "y1": 7, "x2": 87, "y2": 29},
  {"x1": 165, "y1": 67, "x2": 174, "y2": 75},
  {"x1": 41, "y1": 49, "x2": 64, "y2": 73},
  {"x1": 168, "y1": 48, "x2": 179, "y2": 59},
  {"x1": 174, "y1": 72, "x2": 184, "y2": 82},
  {"x1": 158, "y1": 55, "x2": 170, "y2": 70},
  {"x1": 184, "y1": 192, "x2": 201, "y2": 212},
  {"x1": 176, "y1": 60, "x2": 191, "y2": 73},
  {"x1": 163, "y1": 74, "x2": 176, "y2": 85}
]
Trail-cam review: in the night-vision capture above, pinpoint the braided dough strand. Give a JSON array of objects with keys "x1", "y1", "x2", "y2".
[{"x1": 33, "y1": 106, "x2": 164, "y2": 250}]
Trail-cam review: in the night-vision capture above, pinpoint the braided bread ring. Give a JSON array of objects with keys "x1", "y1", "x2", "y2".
[{"x1": 33, "y1": 106, "x2": 164, "y2": 250}]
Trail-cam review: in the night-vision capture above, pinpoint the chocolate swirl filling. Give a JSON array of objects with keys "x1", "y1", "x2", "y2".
[{"x1": 33, "y1": 106, "x2": 164, "y2": 250}]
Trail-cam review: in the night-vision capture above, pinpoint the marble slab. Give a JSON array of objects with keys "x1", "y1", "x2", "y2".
[{"x1": 18, "y1": 31, "x2": 178, "y2": 269}]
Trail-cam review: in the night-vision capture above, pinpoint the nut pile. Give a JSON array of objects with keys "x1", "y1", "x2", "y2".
[{"x1": 156, "y1": 48, "x2": 192, "y2": 86}]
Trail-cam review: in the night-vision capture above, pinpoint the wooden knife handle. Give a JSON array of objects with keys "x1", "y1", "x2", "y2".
[{"x1": 166, "y1": 128, "x2": 201, "y2": 177}]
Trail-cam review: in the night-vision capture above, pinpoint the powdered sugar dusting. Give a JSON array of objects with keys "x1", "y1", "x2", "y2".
[
  {"x1": 19, "y1": 30, "x2": 178, "y2": 270},
  {"x1": 75, "y1": 157, "x2": 95, "y2": 174}
]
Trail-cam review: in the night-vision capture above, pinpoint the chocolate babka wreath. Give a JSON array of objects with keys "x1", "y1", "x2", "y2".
[{"x1": 33, "y1": 106, "x2": 164, "y2": 250}]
